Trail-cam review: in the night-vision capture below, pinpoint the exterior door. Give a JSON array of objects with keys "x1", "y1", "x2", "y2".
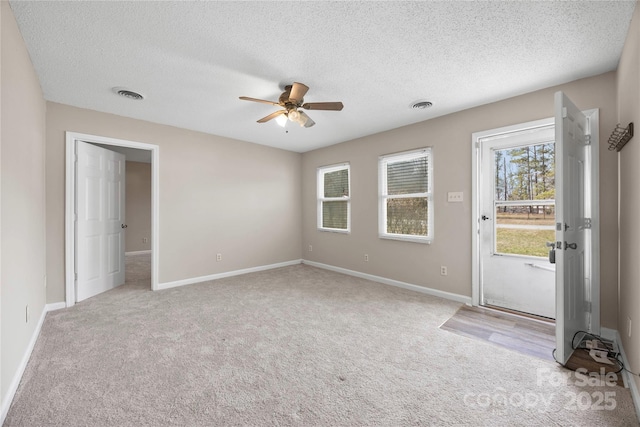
[
  {"x1": 479, "y1": 123, "x2": 556, "y2": 319},
  {"x1": 554, "y1": 92, "x2": 596, "y2": 365},
  {"x1": 76, "y1": 141, "x2": 126, "y2": 301}
]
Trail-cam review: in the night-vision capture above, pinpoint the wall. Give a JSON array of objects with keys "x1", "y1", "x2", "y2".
[
  {"x1": 302, "y1": 72, "x2": 619, "y2": 328},
  {"x1": 1, "y1": 0, "x2": 47, "y2": 406},
  {"x1": 125, "y1": 161, "x2": 151, "y2": 253},
  {"x1": 46, "y1": 102, "x2": 302, "y2": 302},
  {"x1": 617, "y1": 0, "x2": 640, "y2": 401}
]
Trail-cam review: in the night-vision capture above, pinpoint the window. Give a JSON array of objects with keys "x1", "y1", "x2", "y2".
[
  {"x1": 317, "y1": 163, "x2": 350, "y2": 232},
  {"x1": 379, "y1": 148, "x2": 433, "y2": 243}
]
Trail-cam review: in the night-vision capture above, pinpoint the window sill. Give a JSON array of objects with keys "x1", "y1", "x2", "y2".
[
  {"x1": 379, "y1": 234, "x2": 432, "y2": 244},
  {"x1": 318, "y1": 228, "x2": 350, "y2": 234}
]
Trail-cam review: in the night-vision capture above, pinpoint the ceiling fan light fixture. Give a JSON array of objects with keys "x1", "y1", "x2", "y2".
[
  {"x1": 239, "y1": 82, "x2": 342, "y2": 129},
  {"x1": 288, "y1": 109, "x2": 300, "y2": 122},
  {"x1": 275, "y1": 114, "x2": 288, "y2": 127},
  {"x1": 297, "y1": 114, "x2": 309, "y2": 127}
]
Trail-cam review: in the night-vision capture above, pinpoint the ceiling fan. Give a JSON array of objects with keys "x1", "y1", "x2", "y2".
[{"x1": 239, "y1": 82, "x2": 343, "y2": 128}]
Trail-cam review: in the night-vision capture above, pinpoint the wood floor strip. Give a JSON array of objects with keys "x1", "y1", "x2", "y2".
[{"x1": 440, "y1": 305, "x2": 556, "y2": 362}]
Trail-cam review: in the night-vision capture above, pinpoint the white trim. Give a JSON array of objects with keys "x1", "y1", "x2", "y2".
[
  {"x1": 302, "y1": 260, "x2": 472, "y2": 305},
  {"x1": 65, "y1": 132, "x2": 160, "y2": 307},
  {"x1": 601, "y1": 328, "x2": 640, "y2": 422},
  {"x1": 471, "y1": 132, "x2": 480, "y2": 307},
  {"x1": 378, "y1": 147, "x2": 434, "y2": 243},
  {"x1": 585, "y1": 109, "x2": 600, "y2": 336},
  {"x1": 0, "y1": 303, "x2": 64, "y2": 425},
  {"x1": 599, "y1": 327, "x2": 617, "y2": 342},
  {"x1": 45, "y1": 302, "x2": 66, "y2": 312},
  {"x1": 157, "y1": 259, "x2": 303, "y2": 290},
  {"x1": 317, "y1": 163, "x2": 351, "y2": 233},
  {"x1": 379, "y1": 234, "x2": 432, "y2": 245},
  {"x1": 125, "y1": 250, "x2": 152, "y2": 256}
]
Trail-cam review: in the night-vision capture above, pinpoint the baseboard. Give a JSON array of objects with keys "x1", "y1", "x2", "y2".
[
  {"x1": 602, "y1": 328, "x2": 640, "y2": 422},
  {"x1": 125, "y1": 250, "x2": 151, "y2": 256},
  {"x1": 46, "y1": 302, "x2": 66, "y2": 312},
  {"x1": 1, "y1": 302, "x2": 68, "y2": 424},
  {"x1": 302, "y1": 260, "x2": 472, "y2": 305},
  {"x1": 157, "y1": 259, "x2": 303, "y2": 290},
  {"x1": 1, "y1": 312, "x2": 47, "y2": 423},
  {"x1": 600, "y1": 327, "x2": 617, "y2": 342}
]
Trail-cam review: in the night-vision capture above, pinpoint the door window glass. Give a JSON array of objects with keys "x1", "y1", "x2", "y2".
[{"x1": 493, "y1": 143, "x2": 555, "y2": 257}]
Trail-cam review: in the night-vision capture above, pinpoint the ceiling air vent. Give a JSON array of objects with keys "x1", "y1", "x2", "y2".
[
  {"x1": 113, "y1": 87, "x2": 144, "y2": 100},
  {"x1": 411, "y1": 100, "x2": 433, "y2": 110}
]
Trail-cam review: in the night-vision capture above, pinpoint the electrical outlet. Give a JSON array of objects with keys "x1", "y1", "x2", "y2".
[
  {"x1": 142, "y1": 237, "x2": 148, "y2": 244},
  {"x1": 364, "y1": 254, "x2": 369, "y2": 262},
  {"x1": 628, "y1": 317, "x2": 632, "y2": 338},
  {"x1": 216, "y1": 253, "x2": 222, "y2": 262},
  {"x1": 440, "y1": 266, "x2": 448, "y2": 276},
  {"x1": 447, "y1": 192, "x2": 463, "y2": 203},
  {"x1": 26, "y1": 305, "x2": 29, "y2": 323},
  {"x1": 309, "y1": 244, "x2": 313, "y2": 252}
]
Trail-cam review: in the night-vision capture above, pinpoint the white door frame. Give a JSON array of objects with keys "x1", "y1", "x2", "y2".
[
  {"x1": 471, "y1": 114, "x2": 600, "y2": 332},
  {"x1": 65, "y1": 132, "x2": 160, "y2": 306}
]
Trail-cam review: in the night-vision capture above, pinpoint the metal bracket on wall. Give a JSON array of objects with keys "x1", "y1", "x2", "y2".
[{"x1": 607, "y1": 122, "x2": 633, "y2": 152}]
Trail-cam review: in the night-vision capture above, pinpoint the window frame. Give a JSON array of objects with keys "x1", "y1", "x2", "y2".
[
  {"x1": 317, "y1": 163, "x2": 351, "y2": 233},
  {"x1": 378, "y1": 148, "x2": 433, "y2": 243}
]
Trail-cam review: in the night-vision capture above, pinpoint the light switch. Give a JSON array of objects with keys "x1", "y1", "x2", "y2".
[{"x1": 447, "y1": 192, "x2": 463, "y2": 202}]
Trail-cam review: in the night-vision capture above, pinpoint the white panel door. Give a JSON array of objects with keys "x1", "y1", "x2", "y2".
[
  {"x1": 554, "y1": 92, "x2": 591, "y2": 365},
  {"x1": 76, "y1": 141, "x2": 125, "y2": 301}
]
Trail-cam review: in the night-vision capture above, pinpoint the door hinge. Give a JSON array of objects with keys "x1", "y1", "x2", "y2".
[
  {"x1": 583, "y1": 218, "x2": 592, "y2": 229},
  {"x1": 584, "y1": 134, "x2": 591, "y2": 145},
  {"x1": 74, "y1": 272, "x2": 78, "y2": 281},
  {"x1": 584, "y1": 301, "x2": 592, "y2": 313},
  {"x1": 562, "y1": 107, "x2": 568, "y2": 118}
]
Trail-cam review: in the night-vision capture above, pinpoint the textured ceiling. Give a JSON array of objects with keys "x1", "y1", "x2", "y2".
[{"x1": 9, "y1": 1, "x2": 637, "y2": 153}]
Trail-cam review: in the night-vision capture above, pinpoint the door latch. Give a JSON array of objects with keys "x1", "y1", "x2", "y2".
[{"x1": 546, "y1": 242, "x2": 556, "y2": 264}]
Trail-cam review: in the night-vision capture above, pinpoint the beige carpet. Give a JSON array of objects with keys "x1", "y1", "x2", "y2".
[{"x1": 4, "y1": 254, "x2": 638, "y2": 426}]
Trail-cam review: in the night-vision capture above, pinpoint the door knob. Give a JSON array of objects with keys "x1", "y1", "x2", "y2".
[
  {"x1": 481, "y1": 215, "x2": 490, "y2": 221},
  {"x1": 121, "y1": 224, "x2": 128, "y2": 229},
  {"x1": 565, "y1": 242, "x2": 577, "y2": 250}
]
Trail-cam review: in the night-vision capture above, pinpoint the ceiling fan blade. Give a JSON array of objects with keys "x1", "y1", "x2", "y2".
[
  {"x1": 301, "y1": 102, "x2": 344, "y2": 111},
  {"x1": 239, "y1": 96, "x2": 279, "y2": 106},
  {"x1": 257, "y1": 110, "x2": 286, "y2": 123},
  {"x1": 289, "y1": 82, "x2": 309, "y2": 104},
  {"x1": 299, "y1": 111, "x2": 315, "y2": 128}
]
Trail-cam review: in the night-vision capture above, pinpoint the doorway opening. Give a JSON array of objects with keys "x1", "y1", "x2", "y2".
[
  {"x1": 472, "y1": 97, "x2": 600, "y2": 367},
  {"x1": 476, "y1": 120, "x2": 556, "y2": 320},
  {"x1": 65, "y1": 132, "x2": 159, "y2": 307}
]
